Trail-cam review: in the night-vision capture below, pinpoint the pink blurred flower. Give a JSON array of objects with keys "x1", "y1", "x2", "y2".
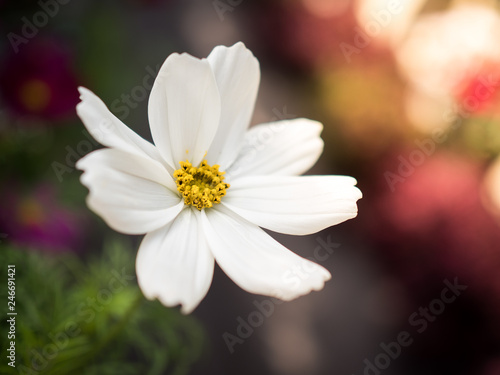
[
  {"x1": 254, "y1": 1, "x2": 358, "y2": 69},
  {"x1": 0, "y1": 183, "x2": 86, "y2": 252},
  {"x1": 363, "y1": 152, "x2": 500, "y2": 317}
]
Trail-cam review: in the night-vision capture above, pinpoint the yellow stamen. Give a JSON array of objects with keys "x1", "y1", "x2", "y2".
[
  {"x1": 17, "y1": 198, "x2": 45, "y2": 226},
  {"x1": 19, "y1": 79, "x2": 51, "y2": 112},
  {"x1": 173, "y1": 159, "x2": 230, "y2": 211}
]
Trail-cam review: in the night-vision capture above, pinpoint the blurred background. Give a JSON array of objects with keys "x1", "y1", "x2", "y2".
[{"x1": 1, "y1": 0, "x2": 500, "y2": 374}]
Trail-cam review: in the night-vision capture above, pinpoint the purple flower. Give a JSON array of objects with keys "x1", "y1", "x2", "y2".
[
  {"x1": 0, "y1": 38, "x2": 80, "y2": 122},
  {"x1": 0, "y1": 182, "x2": 86, "y2": 252}
]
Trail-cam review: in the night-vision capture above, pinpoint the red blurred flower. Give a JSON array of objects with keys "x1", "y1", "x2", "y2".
[{"x1": 455, "y1": 62, "x2": 500, "y2": 117}]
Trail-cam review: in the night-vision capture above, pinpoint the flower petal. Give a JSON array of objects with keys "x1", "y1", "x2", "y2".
[
  {"x1": 222, "y1": 175, "x2": 362, "y2": 235},
  {"x1": 76, "y1": 87, "x2": 166, "y2": 166},
  {"x1": 201, "y1": 207, "x2": 331, "y2": 301},
  {"x1": 227, "y1": 119, "x2": 324, "y2": 178},
  {"x1": 136, "y1": 208, "x2": 214, "y2": 314},
  {"x1": 205, "y1": 42, "x2": 260, "y2": 170},
  {"x1": 148, "y1": 52, "x2": 221, "y2": 168},
  {"x1": 77, "y1": 148, "x2": 183, "y2": 235}
]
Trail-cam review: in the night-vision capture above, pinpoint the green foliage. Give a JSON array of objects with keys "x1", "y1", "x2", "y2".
[{"x1": 0, "y1": 240, "x2": 206, "y2": 375}]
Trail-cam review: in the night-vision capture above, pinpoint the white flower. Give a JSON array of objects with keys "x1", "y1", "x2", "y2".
[{"x1": 76, "y1": 42, "x2": 362, "y2": 314}]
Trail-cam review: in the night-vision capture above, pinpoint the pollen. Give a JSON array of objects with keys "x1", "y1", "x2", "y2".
[{"x1": 173, "y1": 160, "x2": 230, "y2": 211}]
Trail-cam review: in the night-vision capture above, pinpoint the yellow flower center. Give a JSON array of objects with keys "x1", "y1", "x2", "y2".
[
  {"x1": 17, "y1": 198, "x2": 45, "y2": 226},
  {"x1": 19, "y1": 79, "x2": 51, "y2": 113},
  {"x1": 173, "y1": 160, "x2": 230, "y2": 211}
]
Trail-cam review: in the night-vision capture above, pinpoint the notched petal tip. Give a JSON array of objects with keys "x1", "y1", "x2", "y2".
[
  {"x1": 321, "y1": 268, "x2": 332, "y2": 281},
  {"x1": 231, "y1": 42, "x2": 254, "y2": 57},
  {"x1": 162, "y1": 52, "x2": 204, "y2": 71},
  {"x1": 273, "y1": 266, "x2": 332, "y2": 302},
  {"x1": 75, "y1": 156, "x2": 88, "y2": 172},
  {"x1": 146, "y1": 294, "x2": 197, "y2": 315},
  {"x1": 138, "y1": 282, "x2": 203, "y2": 315},
  {"x1": 232, "y1": 41, "x2": 246, "y2": 48},
  {"x1": 335, "y1": 175, "x2": 362, "y2": 194},
  {"x1": 74, "y1": 150, "x2": 98, "y2": 172},
  {"x1": 76, "y1": 86, "x2": 95, "y2": 102},
  {"x1": 354, "y1": 185, "x2": 363, "y2": 200},
  {"x1": 346, "y1": 182, "x2": 363, "y2": 202},
  {"x1": 75, "y1": 87, "x2": 105, "y2": 117},
  {"x1": 210, "y1": 41, "x2": 260, "y2": 69},
  {"x1": 180, "y1": 302, "x2": 197, "y2": 315},
  {"x1": 135, "y1": 212, "x2": 214, "y2": 314},
  {"x1": 298, "y1": 118, "x2": 324, "y2": 133}
]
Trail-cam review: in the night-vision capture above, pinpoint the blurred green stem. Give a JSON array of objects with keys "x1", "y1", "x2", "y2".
[
  {"x1": 61, "y1": 291, "x2": 144, "y2": 374},
  {"x1": 96, "y1": 290, "x2": 144, "y2": 351}
]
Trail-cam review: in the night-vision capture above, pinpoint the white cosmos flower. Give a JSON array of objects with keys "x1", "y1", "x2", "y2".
[{"x1": 76, "y1": 42, "x2": 362, "y2": 314}]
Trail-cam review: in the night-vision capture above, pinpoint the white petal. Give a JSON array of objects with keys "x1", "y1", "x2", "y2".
[
  {"x1": 227, "y1": 119, "x2": 324, "y2": 178},
  {"x1": 76, "y1": 87, "x2": 167, "y2": 168},
  {"x1": 136, "y1": 209, "x2": 214, "y2": 314},
  {"x1": 77, "y1": 148, "x2": 183, "y2": 235},
  {"x1": 222, "y1": 175, "x2": 362, "y2": 235},
  {"x1": 205, "y1": 42, "x2": 260, "y2": 170},
  {"x1": 201, "y1": 207, "x2": 331, "y2": 301},
  {"x1": 148, "y1": 52, "x2": 221, "y2": 169}
]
